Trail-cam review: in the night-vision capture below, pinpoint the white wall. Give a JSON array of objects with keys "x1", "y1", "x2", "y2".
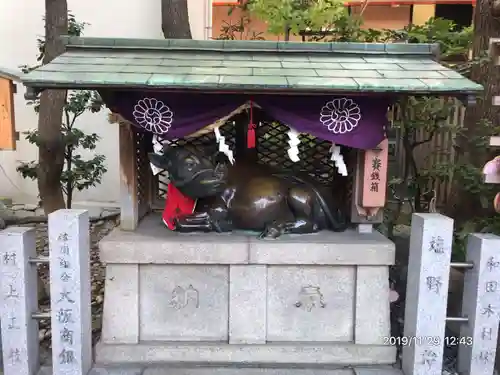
[{"x1": 0, "y1": 0, "x2": 209, "y2": 206}]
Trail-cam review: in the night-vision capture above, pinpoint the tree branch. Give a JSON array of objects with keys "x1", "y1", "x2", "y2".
[{"x1": 411, "y1": 128, "x2": 436, "y2": 149}]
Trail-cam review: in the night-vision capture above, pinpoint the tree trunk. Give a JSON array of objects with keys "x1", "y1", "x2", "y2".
[
  {"x1": 37, "y1": 0, "x2": 68, "y2": 214},
  {"x1": 284, "y1": 25, "x2": 291, "y2": 41},
  {"x1": 446, "y1": 0, "x2": 500, "y2": 220},
  {"x1": 467, "y1": 0, "x2": 500, "y2": 123},
  {"x1": 161, "y1": 0, "x2": 192, "y2": 39}
]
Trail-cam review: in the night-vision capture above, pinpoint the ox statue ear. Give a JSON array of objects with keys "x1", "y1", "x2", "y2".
[{"x1": 148, "y1": 153, "x2": 170, "y2": 170}]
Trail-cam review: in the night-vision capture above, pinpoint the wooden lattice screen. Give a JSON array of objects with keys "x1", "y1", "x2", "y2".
[
  {"x1": 121, "y1": 100, "x2": 467, "y2": 230},
  {"x1": 135, "y1": 131, "x2": 153, "y2": 217},
  {"x1": 148, "y1": 113, "x2": 355, "y2": 217}
]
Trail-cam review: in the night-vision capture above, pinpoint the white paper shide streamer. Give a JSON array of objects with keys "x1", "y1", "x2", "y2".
[
  {"x1": 287, "y1": 128, "x2": 301, "y2": 162},
  {"x1": 150, "y1": 135, "x2": 166, "y2": 176},
  {"x1": 330, "y1": 143, "x2": 348, "y2": 176},
  {"x1": 214, "y1": 126, "x2": 234, "y2": 165}
]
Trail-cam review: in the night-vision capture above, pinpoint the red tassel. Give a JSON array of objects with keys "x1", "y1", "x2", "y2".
[
  {"x1": 247, "y1": 99, "x2": 256, "y2": 149},
  {"x1": 247, "y1": 124, "x2": 256, "y2": 149}
]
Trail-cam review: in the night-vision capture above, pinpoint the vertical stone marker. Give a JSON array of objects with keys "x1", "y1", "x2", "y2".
[
  {"x1": 49, "y1": 209, "x2": 92, "y2": 375},
  {"x1": 402, "y1": 213, "x2": 453, "y2": 375},
  {"x1": 458, "y1": 233, "x2": 500, "y2": 375},
  {"x1": 0, "y1": 227, "x2": 39, "y2": 375}
]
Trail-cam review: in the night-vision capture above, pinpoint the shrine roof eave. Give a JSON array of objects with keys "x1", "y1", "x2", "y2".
[
  {"x1": 21, "y1": 36, "x2": 484, "y2": 97},
  {"x1": 0, "y1": 66, "x2": 22, "y2": 82},
  {"x1": 22, "y1": 82, "x2": 482, "y2": 98}
]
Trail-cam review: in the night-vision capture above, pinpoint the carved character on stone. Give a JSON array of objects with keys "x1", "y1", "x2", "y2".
[
  {"x1": 59, "y1": 257, "x2": 70, "y2": 269},
  {"x1": 169, "y1": 284, "x2": 199, "y2": 310},
  {"x1": 487, "y1": 256, "x2": 500, "y2": 271},
  {"x1": 295, "y1": 285, "x2": 326, "y2": 312},
  {"x1": 58, "y1": 348, "x2": 76, "y2": 365},
  {"x1": 148, "y1": 145, "x2": 348, "y2": 239},
  {"x1": 421, "y1": 349, "x2": 438, "y2": 369},
  {"x1": 7, "y1": 316, "x2": 19, "y2": 330},
  {"x1": 428, "y1": 236, "x2": 444, "y2": 254},
  {"x1": 5, "y1": 283, "x2": 19, "y2": 299},
  {"x1": 482, "y1": 304, "x2": 495, "y2": 318},
  {"x1": 426, "y1": 276, "x2": 442, "y2": 294},
  {"x1": 485, "y1": 281, "x2": 498, "y2": 293},
  {"x1": 8, "y1": 348, "x2": 21, "y2": 364},
  {"x1": 3, "y1": 252, "x2": 16, "y2": 265},
  {"x1": 481, "y1": 327, "x2": 493, "y2": 340},
  {"x1": 56, "y1": 308, "x2": 74, "y2": 324},
  {"x1": 477, "y1": 350, "x2": 494, "y2": 364},
  {"x1": 60, "y1": 327, "x2": 74, "y2": 345}
]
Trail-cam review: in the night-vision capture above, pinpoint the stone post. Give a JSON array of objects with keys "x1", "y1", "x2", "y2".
[
  {"x1": 402, "y1": 213, "x2": 453, "y2": 375},
  {"x1": 458, "y1": 233, "x2": 500, "y2": 375},
  {"x1": 48, "y1": 209, "x2": 92, "y2": 375},
  {"x1": 0, "y1": 227, "x2": 39, "y2": 375}
]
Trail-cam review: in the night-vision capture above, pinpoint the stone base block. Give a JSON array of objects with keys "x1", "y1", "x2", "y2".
[
  {"x1": 94, "y1": 342, "x2": 396, "y2": 366},
  {"x1": 99, "y1": 214, "x2": 395, "y2": 265},
  {"x1": 142, "y1": 366, "x2": 403, "y2": 375},
  {"x1": 38, "y1": 365, "x2": 403, "y2": 375},
  {"x1": 144, "y1": 369, "x2": 354, "y2": 375},
  {"x1": 99, "y1": 214, "x2": 396, "y2": 368}
]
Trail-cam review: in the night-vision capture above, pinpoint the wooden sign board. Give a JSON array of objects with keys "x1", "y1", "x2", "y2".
[
  {"x1": 0, "y1": 77, "x2": 16, "y2": 150},
  {"x1": 362, "y1": 139, "x2": 389, "y2": 208}
]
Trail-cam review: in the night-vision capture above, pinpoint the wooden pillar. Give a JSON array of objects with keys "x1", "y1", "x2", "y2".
[{"x1": 119, "y1": 124, "x2": 139, "y2": 231}]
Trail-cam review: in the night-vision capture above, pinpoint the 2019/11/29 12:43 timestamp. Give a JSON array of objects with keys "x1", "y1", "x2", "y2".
[{"x1": 383, "y1": 336, "x2": 473, "y2": 347}]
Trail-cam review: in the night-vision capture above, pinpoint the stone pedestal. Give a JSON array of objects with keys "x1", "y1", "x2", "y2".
[{"x1": 96, "y1": 214, "x2": 396, "y2": 367}]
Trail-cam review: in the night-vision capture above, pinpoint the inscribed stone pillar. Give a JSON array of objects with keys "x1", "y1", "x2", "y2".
[
  {"x1": 0, "y1": 227, "x2": 39, "y2": 375},
  {"x1": 458, "y1": 233, "x2": 500, "y2": 375},
  {"x1": 402, "y1": 213, "x2": 453, "y2": 375},
  {"x1": 48, "y1": 209, "x2": 92, "y2": 375}
]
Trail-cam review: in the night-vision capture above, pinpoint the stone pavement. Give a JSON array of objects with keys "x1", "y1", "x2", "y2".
[{"x1": 36, "y1": 365, "x2": 404, "y2": 375}]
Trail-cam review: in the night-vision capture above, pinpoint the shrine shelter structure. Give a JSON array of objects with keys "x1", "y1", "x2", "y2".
[{"x1": 21, "y1": 37, "x2": 482, "y2": 369}]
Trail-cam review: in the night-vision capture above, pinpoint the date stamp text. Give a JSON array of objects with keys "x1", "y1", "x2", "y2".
[{"x1": 383, "y1": 336, "x2": 473, "y2": 347}]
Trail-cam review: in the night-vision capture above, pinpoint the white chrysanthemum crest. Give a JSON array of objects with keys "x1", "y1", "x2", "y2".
[
  {"x1": 320, "y1": 97, "x2": 361, "y2": 134},
  {"x1": 133, "y1": 98, "x2": 173, "y2": 134}
]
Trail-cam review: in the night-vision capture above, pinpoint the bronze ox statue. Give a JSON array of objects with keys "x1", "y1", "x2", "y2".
[{"x1": 149, "y1": 145, "x2": 349, "y2": 238}]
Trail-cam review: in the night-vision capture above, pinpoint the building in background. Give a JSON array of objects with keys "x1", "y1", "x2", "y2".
[
  {"x1": 211, "y1": 0, "x2": 475, "y2": 41},
  {"x1": 0, "y1": 0, "x2": 211, "y2": 205},
  {"x1": 0, "y1": 0, "x2": 473, "y2": 206}
]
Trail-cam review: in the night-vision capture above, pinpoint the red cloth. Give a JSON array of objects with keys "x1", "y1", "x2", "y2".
[{"x1": 162, "y1": 183, "x2": 196, "y2": 230}]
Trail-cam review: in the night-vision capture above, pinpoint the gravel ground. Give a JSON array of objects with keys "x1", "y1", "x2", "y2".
[{"x1": 31, "y1": 217, "x2": 118, "y2": 365}]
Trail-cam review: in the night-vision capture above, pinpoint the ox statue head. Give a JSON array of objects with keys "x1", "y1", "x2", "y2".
[{"x1": 149, "y1": 145, "x2": 228, "y2": 199}]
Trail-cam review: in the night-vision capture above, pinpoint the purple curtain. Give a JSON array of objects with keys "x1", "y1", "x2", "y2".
[
  {"x1": 255, "y1": 95, "x2": 390, "y2": 149},
  {"x1": 100, "y1": 90, "x2": 391, "y2": 150}
]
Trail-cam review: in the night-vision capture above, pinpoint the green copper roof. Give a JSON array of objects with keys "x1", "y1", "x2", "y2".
[{"x1": 21, "y1": 36, "x2": 483, "y2": 95}]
